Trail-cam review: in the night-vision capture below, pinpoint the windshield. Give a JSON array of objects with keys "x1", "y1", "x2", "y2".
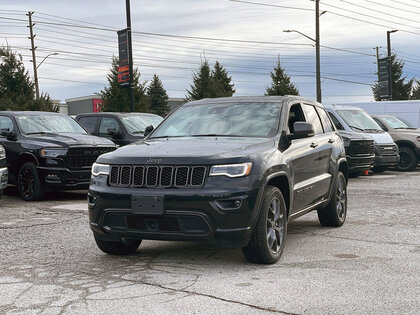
[
  {"x1": 151, "y1": 102, "x2": 281, "y2": 138},
  {"x1": 382, "y1": 116, "x2": 415, "y2": 129},
  {"x1": 17, "y1": 114, "x2": 87, "y2": 135},
  {"x1": 122, "y1": 115, "x2": 164, "y2": 134},
  {"x1": 336, "y1": 109, "x2": 382, "y2": 132}
]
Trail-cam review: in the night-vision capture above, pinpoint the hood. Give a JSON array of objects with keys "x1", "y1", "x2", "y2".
[
  {"x1": 391, "y1": 128, "x2": 420, "y2": 136},
  {"x1": 338, "y1": 131, "x2": 373, "y2": 141},
  {"x1": 363, "y1": 131, "x2": 395, "y2": 144},
  {"x1": 98, "y1": 137, "x2": 276, "y2": 165},
  {"x1": 25, "y1": 133, "x2": 115, "y2": 148}
]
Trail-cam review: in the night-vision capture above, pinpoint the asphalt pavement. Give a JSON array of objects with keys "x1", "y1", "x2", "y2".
[{"x1": 0, "y1": 170, "x2": 419, "y2": 314}]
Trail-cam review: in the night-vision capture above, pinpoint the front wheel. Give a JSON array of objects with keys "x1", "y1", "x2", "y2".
[
  {"x1": 242, "y1": 186, "x2": 287, "y2": 264},
  {"x1": 317, "y1": 171, "x2": 347, "y2": 227},
  {"x1": 17, "y1": 162, "x2": 45, "y2": 201},
  {"x1": 95, "y1": 237, "x2": 142, "y2": 255},
  {"x1": 396, "y1": 147, "x2": 417, "y2": 171}
]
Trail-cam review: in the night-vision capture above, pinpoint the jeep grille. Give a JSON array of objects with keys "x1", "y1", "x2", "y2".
[{"x1": 108, "y1": 165, "x2": 207, "y2": 188}]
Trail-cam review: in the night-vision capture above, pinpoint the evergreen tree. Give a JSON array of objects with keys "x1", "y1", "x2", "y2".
[
  {"x1": 0, "y1": 46, "x2": 56, "y2": 111},
  {"x1": 186, "y1": 60, "x2": 213, "y2": 101},
  {"x1": 100, "y1": 56, "x2": 148, "y2": 112},
  {"x1": 210, "y1": 61, "x2": 235, "y2": 97},
  {"x1": 372, "y1": 54, "x2": 413, "y2": 101},
  {"x1": 265, "y1": 58, "x2": 299, "y2": 96},
  {"x1": 147, "y1": 74, "x2": 170, "y2": 116},
  {"x1": 410, "y1": 80, "x2": 420, "y2": 100}
]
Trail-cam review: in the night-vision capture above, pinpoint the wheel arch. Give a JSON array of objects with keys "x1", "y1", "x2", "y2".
[
  {"x1": 395, "y1": 140, "x2": 416, "y2": 151},
  {"x1": 14, "y1": 153, "x2": 39, "y2": 177},
  {"x1": 265, "y1": 172, "x2": 291, "y2": 217},
  {"x1": 337, "y1": 158, "x2": 349, "y2": 184}
]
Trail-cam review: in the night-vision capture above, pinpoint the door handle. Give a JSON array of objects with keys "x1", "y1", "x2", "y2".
[
  {"x1": 328, "y1": 138, "x2": 335, "y2": 143},
  {"x1": 310, "y1": 142, "x2": 318, "y2": 148}
]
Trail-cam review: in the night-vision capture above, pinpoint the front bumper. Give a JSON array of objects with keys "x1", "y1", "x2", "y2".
[
  {"x1": 346, "y1": 155, "x2": 375, "y2": 172},
  {"x1": 88, "y1": 174, "x2": 261, "y2": 248},
  {"x1": 37, "y1": 166, "x2": 91, "y2": 189},
  {"x1": 0, "y1": 167, "x2": 8, "y2": 190},
  {"x1": 374, "y1": 154, "x2": 399, "y2": 166}
]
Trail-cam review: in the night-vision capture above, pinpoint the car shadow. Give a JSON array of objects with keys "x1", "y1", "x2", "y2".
[{"x1": 3, "y1": 186, "x2": 88, "y2": 201}]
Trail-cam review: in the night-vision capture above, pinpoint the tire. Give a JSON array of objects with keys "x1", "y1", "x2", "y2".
[
  {"x1": 17, "y1": 162, "x2": 45, "y2": 201},
  {"x1": 95, "y1": 237, "x2": 141, "y2": 255},
  {"x1": 396, "y1": 147, "x2": 417, "y2": 172},
  {"x1": 242, "y1": 186, "x2": 287, "y2": 264},
  {"x1": 317, "y1": 171, "x2": 347, "y2": 227},
  {"x1": 372, "y1": 165, "x2": 387, "y2": 173}
]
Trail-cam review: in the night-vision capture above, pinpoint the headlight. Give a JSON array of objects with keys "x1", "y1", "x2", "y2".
[
  {"x1": 40, "y1": 148, "x2": 68, "y2": 158},
  {"x1": 341, "y1": 136, "x2": 351, "y2": 147},
  {"x1": 0, "y1": 146, "x2": 5, "y2": 160},
  {"x1": 92, "y1": 163, "x2": 110, "y2": 176},
  {"x1": 209, "y1": 162, "x2": 252, "y2": 178}
]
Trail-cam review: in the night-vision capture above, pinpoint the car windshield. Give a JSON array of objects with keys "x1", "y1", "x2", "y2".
[
  {"x1": 122, "y1": 115, "x2": 164, "y2": 134},
  {"x1": 336, "y1": 109, "x2": 383, "y2": 132},
  {"x1": 151, "y1": 102, "x2": 281, "y2": 138},
  {"x1": 381, "y1": 116, "x2": 416, "y2": 129},
  {"x1": 16, "y1": 114, "x2": 87, "y2": 135}
]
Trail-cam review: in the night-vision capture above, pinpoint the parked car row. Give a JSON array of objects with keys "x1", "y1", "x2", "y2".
[{"x1": 327, "y1": 105, "x2": 420, "y2": 174}]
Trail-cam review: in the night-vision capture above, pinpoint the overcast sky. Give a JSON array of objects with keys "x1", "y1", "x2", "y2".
[{"x1": 1, "y1": 0, "x2": 420, "y2": 105}]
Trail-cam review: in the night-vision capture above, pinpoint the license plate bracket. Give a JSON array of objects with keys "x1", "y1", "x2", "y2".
[{"x1": 131, "y1": 196, "x2": 164, "y2": 215}]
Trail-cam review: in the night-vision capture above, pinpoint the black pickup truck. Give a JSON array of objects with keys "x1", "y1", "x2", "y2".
[
  {"x1": 0, "y1": 111, "x2": 115, "y2": 201},
  {"x1": 88, "y1": 96, "x2": 348, "y2": 264}
]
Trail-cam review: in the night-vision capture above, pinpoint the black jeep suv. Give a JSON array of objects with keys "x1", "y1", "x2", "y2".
[
  {"x1": 0, "y1": 111, "x2": 116, "y2": 201},
  {"x1": 89, "y1": 96, "x2": 348, "y2": 264}
]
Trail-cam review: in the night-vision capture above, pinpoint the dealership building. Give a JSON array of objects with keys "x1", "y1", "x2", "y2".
[{"x1": 61, "y1": 95, "x2": 185, "y2": 116}]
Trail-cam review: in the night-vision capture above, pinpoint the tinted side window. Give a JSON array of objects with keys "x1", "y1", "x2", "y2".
[
  {"x1": 99, "y1": 117, "x2": 120, "y2": 135},
  {"x1": 78, "y1": 117, "x2": 98, "y2": 134},
  {"x1": 0, "y1": 116, "x2": 14, "y2": 132},
  {"x1": 316, "y1": 108, "x2": 335, "y2": 133},
  {"x1": 288, "y1": 103, "x2": 306, "y2": 133},
  {"x1": 328, "y1": 112, "x2": 345, "y2": 130},
  {"x1": 302, "y1": 104, "x2": 323, "y2": 134}
]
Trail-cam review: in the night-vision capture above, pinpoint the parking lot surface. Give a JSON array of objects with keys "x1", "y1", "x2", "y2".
[{"x1": 0, "y1": 171, "x2": 419, "y2": 314}]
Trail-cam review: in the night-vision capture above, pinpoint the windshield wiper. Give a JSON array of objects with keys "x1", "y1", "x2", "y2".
[
  {"x1": 348, "y1": 125, "x2": 365, "y2": 132},
  {"x1": 395, "y1": 127, "x2": 416, "y2": 130},
  {"x1": 26, "y1": 132, "x2": 53, "y2": 135},
  {"x1": 364, "y1": 128, "x2": 383, "y2": 133},
  {"x1": 132, "y1": 131, "x2": 145, "y2": 134}
]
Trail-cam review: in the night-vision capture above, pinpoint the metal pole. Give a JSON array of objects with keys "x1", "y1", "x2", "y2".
[
  {"x1": 126, "y1": 0, "x2": 134, "y2": 112},
  {"x1": 27, "y1": 11, "x2": 39, "y2": 100},
  {"x1": 386, "y1": 31, "x2": 392, "y2": 100},
  {"x1": 315, "y1": 0, "x2": 322, "y2": 103}
]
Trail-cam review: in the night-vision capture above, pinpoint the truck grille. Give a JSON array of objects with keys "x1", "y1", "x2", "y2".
[
  {"x1": 346, "y1": 140, "x2": 375, "y2": 156},
  {"x1": 376, "y1": 144, "x2": 398, "y2": 156},
  {"x1": 109, "y1": 165, "x2": 207, "y2": 188},
  {"x1": 67, "y1": 147, "x2": 115, "y2": 169}
]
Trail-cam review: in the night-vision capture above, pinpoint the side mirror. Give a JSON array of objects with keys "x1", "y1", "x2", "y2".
[
  {"x1": 288, "y1": 122, "x2": 315, "y2": 141},
  {"x1": 107, "y1": 128, "x2": 121, "y2": 139},
  {"x1": 144, "y1": 125, "x2": 154, "y2": 137},
  {"x1": 1, "y1": 128, "x2": 17, "y2": 141}
]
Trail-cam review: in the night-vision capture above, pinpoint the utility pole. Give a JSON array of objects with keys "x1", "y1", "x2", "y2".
[
  {"x1": 125, "y1": 0, "x2": 134, "y2": 112},
  {"x1": 27, "y1": 11, "x2": 39, "y2": 100},
  {"x1": 315, "y1": 0, "x2": 322, "y2": 103},
  {"x1": 387, "y1": 30, "x2": 398, "y2": 100}
]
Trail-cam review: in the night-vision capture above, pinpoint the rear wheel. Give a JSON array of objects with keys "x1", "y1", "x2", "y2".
[
  {"x1": 242, "y1": 186, "x2": 287, "y2": 264},
  {"x1": 396, "y1": 147, "x2": 417, "y2": 171},
  {"x1": 317, "y1": 171, "x2": 347, "y2": 227},
  {"x1": 95, "y1": 237, "x2": 142, "y2": 255},
  {"x1": 17, "y1": 162, "x2": 45, "y2": 201}
]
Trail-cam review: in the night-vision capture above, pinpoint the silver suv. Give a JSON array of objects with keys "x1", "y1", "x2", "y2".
[{"x1": 372, "y1": 115, "x2": 420, "y2": 171}]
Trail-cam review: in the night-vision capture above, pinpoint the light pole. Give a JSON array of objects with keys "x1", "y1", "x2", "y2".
[
  {"x1": 284, "y1": 29, "x2": 321, "y2": 103},
  {"x1": 37, "y1": 52, "x2": 58, "y2": 69},
  {"x1": 387, "y1": 30, "x2": 398, "y2": 100}
]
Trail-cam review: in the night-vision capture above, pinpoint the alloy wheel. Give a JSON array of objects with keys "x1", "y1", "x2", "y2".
[
  {"x1": 336, "y1": 177, "x2": 347, "y2": 220},
  {"x1": 19, "y1": 167, "x2": 35, "y2": 198},
  {"x1": 266, "y1": 197, "x2": 285, "y2": 254}
]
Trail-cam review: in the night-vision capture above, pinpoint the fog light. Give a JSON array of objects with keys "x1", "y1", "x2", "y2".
[
  {"x1": 214, "y1": 199, "x2": 243, "y2": 210},
  {"x1": 46, "y1": 174, "x2": 61, "y2": 183}
]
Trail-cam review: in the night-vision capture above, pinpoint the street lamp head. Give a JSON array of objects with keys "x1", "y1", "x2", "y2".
[
  {"x1": 388, "y1": 30, "x2": 398, "y2": 34},
  {"x1": 283, "y1": 30, "x2": 292, "y2": 33}
]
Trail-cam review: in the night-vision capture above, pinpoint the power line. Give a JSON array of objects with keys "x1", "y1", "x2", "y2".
[
  {"x1": 229, "y1": 0, "x2": 313, "y2": 11},
  {"x1": 392, "y1": 0, "x2": 420, "y2": 10},
  {"x1": 364, "y1": 0, "x2": 420, "y2": 16}
]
